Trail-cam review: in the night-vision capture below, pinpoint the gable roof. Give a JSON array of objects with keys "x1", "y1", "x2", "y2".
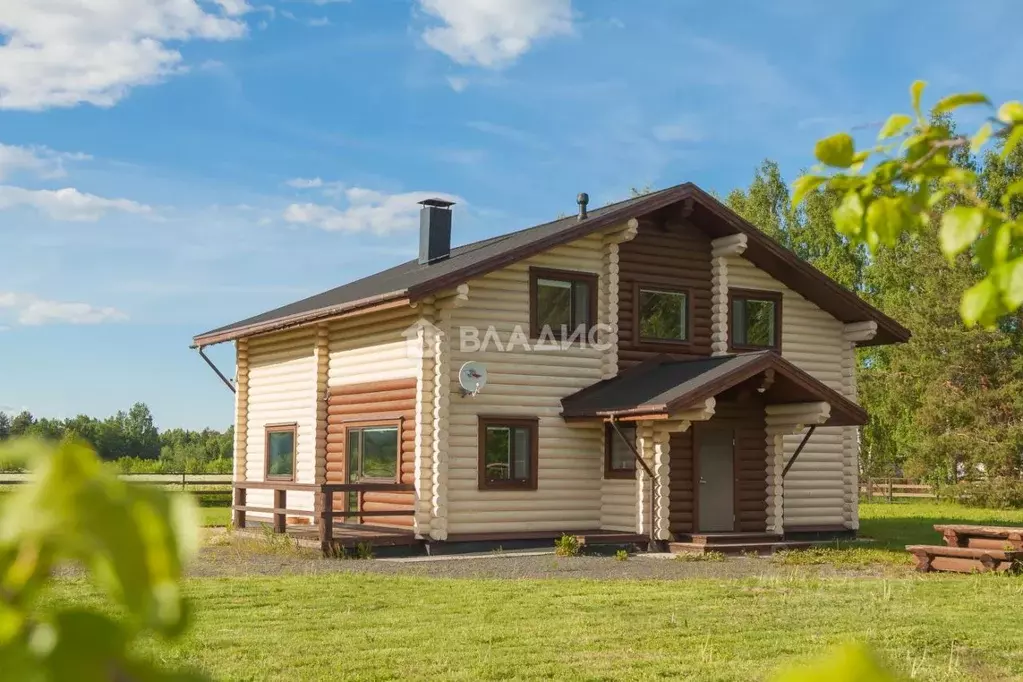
[
  {"x1": 193, "y1": 182, "x2": 910, "y2": 347},
  {"x1": 560, "y1": 351, "x2": 867, "y2": 427}
]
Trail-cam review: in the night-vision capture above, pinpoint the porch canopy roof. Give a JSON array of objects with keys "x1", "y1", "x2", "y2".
[{"x1": 561, "y1": 351, "x2": 867, "y2": 427}]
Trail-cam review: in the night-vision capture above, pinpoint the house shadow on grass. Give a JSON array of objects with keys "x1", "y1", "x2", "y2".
[{"x1": 858, "y1": 500, "x2": 1023, "y2": 550}]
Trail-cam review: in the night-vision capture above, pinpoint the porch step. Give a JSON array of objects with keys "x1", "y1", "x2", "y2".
[
  {"x1": 680, "y1": 532, "x2": 783, "y2": 546},
  {"x1": 669, "y1": 540, "x2": 820, "y2": 556}
]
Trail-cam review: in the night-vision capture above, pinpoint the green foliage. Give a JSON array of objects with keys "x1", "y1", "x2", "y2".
[
  {"x1": 0, "y1": 438, "x2": 201, "y2": 680},
  {"x1": 796, "y1": 80, "x2": 1023, "y2": 327},
  {"x1": 614, "y1": 549, "x2": 629, "y2": 562},
  {"x1": 772, "y1": 642, "x2": 899, "y2": 682},
  {"x1": 553, "y1": 534, "x2": 580, "y2": 557},
  {"x1": 936, "y1": 477, "x2": 1023, "y2": 509}
]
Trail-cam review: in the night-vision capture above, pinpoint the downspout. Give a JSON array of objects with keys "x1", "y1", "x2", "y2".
[
  {"x1": 192, "y1": 344, "x2": 236, "y2": 394},
  {"x1": 609, "y1": 416, "x2": 659, "y2": 548},
  {"x1": 782, "y1": 425, "x2": 816, "y2": 478}
]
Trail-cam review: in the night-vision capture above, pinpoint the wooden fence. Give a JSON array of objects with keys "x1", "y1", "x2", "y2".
[
  {"x1": 0, "y1": 473, "x2": 232, "y2": 490},
  {"x1": 860, "y1": 479, "x2": 935, "y2": 500}
]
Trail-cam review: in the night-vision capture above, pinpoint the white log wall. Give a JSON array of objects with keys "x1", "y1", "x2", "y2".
[
  {"x1": 446, "y1": 235, "x2": 606, "y2": 535},
  {"x1": 244, "y1": 328, "x2": 318, "y2": 515},
  {"x1": 727, "y1": 256, "x2": 856, "y2": 529}
]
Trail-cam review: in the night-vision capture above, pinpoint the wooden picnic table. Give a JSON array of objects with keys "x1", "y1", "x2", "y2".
[{"x1": 934, "y1": 524, "x2": 1023, "y2": 551}]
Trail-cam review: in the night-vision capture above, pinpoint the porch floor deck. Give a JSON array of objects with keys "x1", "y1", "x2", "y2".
[{"x1": 238, "y1": 522, "x2": 422, "y2": 552}]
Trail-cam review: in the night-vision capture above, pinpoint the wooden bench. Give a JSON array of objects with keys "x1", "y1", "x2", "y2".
[
  {"x1": 934, "y1": 524, "x2": 1023, "y2": 551},
  {"x1": 906, "y1": 545, "x2": 1023, "y2": 574}
]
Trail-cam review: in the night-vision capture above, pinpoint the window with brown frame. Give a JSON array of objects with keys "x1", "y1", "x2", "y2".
[
  {"x1": 604, "y1": 423, "x2": 637, "y2": 479},
  {"x1": 729, "y1": 289, "x2": 782, "y2": 351},
  {"x1": 478, "y1": 416, "x2": 539, "y2": 490},
  {"x1": 636, "y1": 283, "x2": 690, "y2": 345},
  {"x1": 265, "y1": 424, "x2": 297, "y2": 481},
  {"x1": 529, "y1": 267, "x2": 598, "y2": 341},
  {"x1": 344, "y1": 419, "x2": 401, "y2": 513}
]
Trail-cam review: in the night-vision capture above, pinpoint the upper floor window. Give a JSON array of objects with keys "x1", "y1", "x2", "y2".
[
  {"x1": 730, "y1": 289, "x2": 781, "y2": 350},
  {"x1": 637, "y1": 285, "x2": 689, "y2": 344},
  {"x1": 605, "y1": 423, "x2": 637, "y2": 479},
  {"x1": 530, "y1": 267, "x2": 597, "y2": 340},
  {"x1": 478, "y1": 417, "x2": 538, "y2": 490},
  {"x1": 265, "y1": 424, "x2": 297, "y2": 481}
]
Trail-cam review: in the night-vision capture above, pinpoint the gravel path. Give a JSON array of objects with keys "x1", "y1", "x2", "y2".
[{"x1": 186, "y1": 532, "x2": 901, "y2": 580}]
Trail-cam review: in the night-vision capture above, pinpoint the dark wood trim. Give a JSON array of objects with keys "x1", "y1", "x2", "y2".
[
  {"x1": 477, "y1": 416, "x2": 540, "y2": 491},
  {"x1": 727, "y1": 287, "x2": 783, "y2": 352},
  {"x1": 731, "y1": 429, "x2": 741, "y2": 533},
  {"x1": 632, "y1": 281, "x2": 697, "y2": 351},
  {"x1": 264, "y1": 423, "x2": 298, "y2": 482},
  {"x1": 692, "y1": 426, "x2": 701, "y2": 533},
  {"x1": 528, "y1": 267, "x2": 599, "y2": 341},
  {"x1": 335, "y1": 413, "x2": 406, "y2": 426},
  {"x1": 604, "y1": 422, "x2": 638, "y2": 479}
]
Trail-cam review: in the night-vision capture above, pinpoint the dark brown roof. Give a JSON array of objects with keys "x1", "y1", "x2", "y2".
[
  {"x1": 193, "y1": 182, "x2": 909, "y2": 347},
  {"x1": 560, "y1": 351, "x2": 867, "y2": 427}
]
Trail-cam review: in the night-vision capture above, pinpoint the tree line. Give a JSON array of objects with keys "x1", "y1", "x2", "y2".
[
  {"x1": 725, "y1": 117, "x2": 1023, "y2": 493},
  {"x1": 0, "y1": 403, "x2": 232, "y2": 473}
]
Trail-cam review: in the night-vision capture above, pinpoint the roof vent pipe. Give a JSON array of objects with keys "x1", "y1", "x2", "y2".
[
  {"x1": 418, "y1": 198, "x2": 455, "y2": 265},
  {"x1": 577, "y1": 192, "x2": 589, "y2": 221}
]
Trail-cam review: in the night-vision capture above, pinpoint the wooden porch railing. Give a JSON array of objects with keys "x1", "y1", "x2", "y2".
[{"x1": 232, "y1": 481, "x2": 416, "y2": 548}]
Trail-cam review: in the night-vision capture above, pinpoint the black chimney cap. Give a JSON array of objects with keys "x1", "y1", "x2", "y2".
[{"x1": 419, "y1": 198, "x2": 456, "y2": 209}]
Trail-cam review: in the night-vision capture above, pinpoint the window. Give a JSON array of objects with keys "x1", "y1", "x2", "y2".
[
  {"x1": 605, "y1": 423, "x2": 637, "y2": 479},
  {"x1": 265, "y1": 424, "x2": 297, "y2": 481},
  {"x1": 478, "y1": 417, "x2": 538, "y2": 490},
  {"x1": 637, "y1": 286, "x2": 689, "y2": 343},
  {"x1": 346, "y1": 424, "x2": 400, "y2": 482},
  {"x1": 730, "y1": 289, "x2": 781, "y2": 350},
  {"x1": 345, "y1": 422, "x2": 401, "y2": 514},
  {"x1": 530, "y1": 268, "x2": 597, "y2": 340}
]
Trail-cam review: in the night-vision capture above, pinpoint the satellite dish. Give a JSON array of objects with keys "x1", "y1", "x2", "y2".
[{"x1": 458, "y1": 361, "x2": 488, "y2": 397}]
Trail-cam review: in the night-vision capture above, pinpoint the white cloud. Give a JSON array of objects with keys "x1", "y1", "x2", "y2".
[
  {"x1": 285, "y1": 177, "x2": 324, "y2": 189},
  {"x1": 446, "y1": 76, "x2": 469, "y2": 92},
  {"x1": 283, "y1": 187, "x2": 461, "y2": 234},
  {"x1": 307, "y1": 17, "x2": 331, "y2": 27},
  {"x1": 0, "y1": 186, "x2": 153, "y2": 221},
  {"x1": 0, "y1": 0, "x2": 251, "y2": 110},
  {"x1": 0, "y1": 292, "x2": 128, "y2": 326},
  {"x1": 652, "y1": 119, "x2": 705, "y2": 143},
  {"x1": 0, "y1": 143, "x2": 91, "y2": 180},
  {"x1": 417, "y1": 0, "x2": 573, "y2": 68}
]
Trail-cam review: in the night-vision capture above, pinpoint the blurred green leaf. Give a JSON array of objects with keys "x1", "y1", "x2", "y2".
[
  {"x1": 1002, "y1": 124, "x2": 1023, "y2": 160},
  {"x1": 1003, "y1": 179, "x2": 1023, "y2": 210},
  {"x1": 791, "y1": 175, "x2": 826, "y2": 207},
  {"x1": 997, "y1": 101, "x2": 1023, "y2": 123},
  {"x1": 932, "y1": 92, "x2": 990, "y2": 114},
  {"x1": 940, "y1": 206, "x2": 985, "y2": 259},
  {"x1": 994, "y1": 257, "x2": 1023, "y2": 310},
  {"x1": 772, "y1": 642, "x2": 900, "y2": 682},
  {"x1": 961, "y1": 278, "x2": 998, "y2": 326},
  {"x1": 834, "y1": 191, "x2": 866, "y2": 238},
  {"x1": 910, "y1": 80, "x2": 926, "y2": 118},
  {"x1": 878, "y1": 114, "x2": 911, "y2": 140},
  {"x1": 815, "y1": 133, "x2": 856, "y2": 168},
  {"x1": 971, "y1": 122, "x2": 993, "y2": 153},
  {"x1": 866, "y1": 197, "x2": 909, "y2": 246}
]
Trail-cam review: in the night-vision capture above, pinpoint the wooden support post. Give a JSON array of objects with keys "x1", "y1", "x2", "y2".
[
  {"x1": 319, "y1": 489, "x2": 334, "y2": 554},
  {"x1": 233, "y1": 486, "x2": 246, "y2": 529},
  {"x1": 273, "y1": 489, "x2": 286, "y2": 533}
]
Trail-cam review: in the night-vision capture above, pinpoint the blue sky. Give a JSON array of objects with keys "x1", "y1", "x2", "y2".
[{"x1": 0, "y1": 0, "x2": 1019, "y2": 430}]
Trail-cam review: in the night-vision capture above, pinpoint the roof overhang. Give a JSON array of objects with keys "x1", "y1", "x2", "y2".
[
  {"x1": 192, "y1": 293, "x2": 410, "y2": 347},
  {"x1": 561, "y1": 352, "x2": 867, "y2": 427}
]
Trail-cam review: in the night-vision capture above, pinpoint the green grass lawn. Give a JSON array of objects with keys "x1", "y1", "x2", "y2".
[
  {"x1": 62, "y1": 571, "x2": 1023, "y2": 681},
  {"x1": 52, "y1": 500, "x2": 1021, "y2": 680},
  {"x1": 199, "y1": 505, "x2": 230, "y2": 527}
]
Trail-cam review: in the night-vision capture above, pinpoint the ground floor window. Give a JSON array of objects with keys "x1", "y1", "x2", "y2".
[
  {"x1": 605, "y1": 423, "x2": 637, "y2": 478},
  {"x1": 478, "y1": 417, "x2": 539, "y2": 490},
  {"x1": 346, "y1": 422, "x2": 401, "y2": 512},
  {"x1": 265, "y1": 424, "x2": 297, "y2": 481}
]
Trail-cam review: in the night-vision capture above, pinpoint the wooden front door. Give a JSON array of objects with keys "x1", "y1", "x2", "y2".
[{"x1": 696, "y1": 427, "x2": 735, "y2": 532}]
